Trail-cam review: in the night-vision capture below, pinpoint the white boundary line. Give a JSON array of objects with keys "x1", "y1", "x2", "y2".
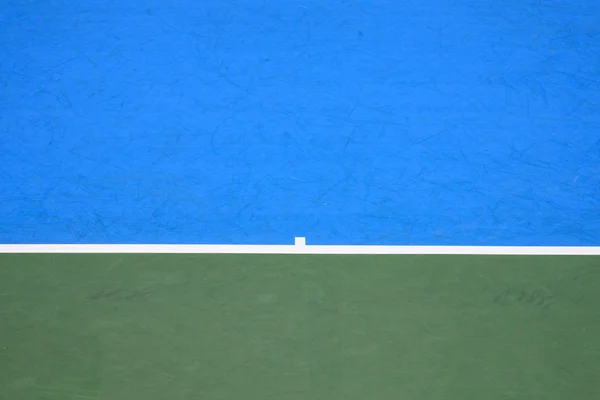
[{"x1": 0, "y1": 238, "x2": 599, "y2": 255}]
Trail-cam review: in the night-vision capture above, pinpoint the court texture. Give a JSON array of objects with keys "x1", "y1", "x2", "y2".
[{"x1": 1, "y1": 1, "x2": 600, "y2": 399}]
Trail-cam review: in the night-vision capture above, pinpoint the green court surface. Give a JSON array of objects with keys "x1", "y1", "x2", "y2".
[{"x1": 1, "y1": 254, "x2": 599, "y2": 399}]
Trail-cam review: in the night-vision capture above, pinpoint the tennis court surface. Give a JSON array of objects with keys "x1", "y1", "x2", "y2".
[
  {"x1": 2, "y1": 252, "x2": 600, "y2": 399},
  {"x1": 2, "y1": 0, "x2": 600, "y2": 398}
]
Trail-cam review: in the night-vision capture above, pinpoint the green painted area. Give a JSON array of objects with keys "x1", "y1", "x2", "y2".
[{"x1": 1, "y1": 254, "x2": 599, "y2": 399}]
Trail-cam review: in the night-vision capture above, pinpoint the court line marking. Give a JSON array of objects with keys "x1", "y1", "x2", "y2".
[{"x1": 1, "y1": 238, "x2": 599, "y2": 255}]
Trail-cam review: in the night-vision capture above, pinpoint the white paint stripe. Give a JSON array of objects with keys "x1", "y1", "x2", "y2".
[{"x1": 0, "y1": 244, "x2": 599, "y2": 255}]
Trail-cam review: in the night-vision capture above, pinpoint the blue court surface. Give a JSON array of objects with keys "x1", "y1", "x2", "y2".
[{"x1": 1, "y1": 0, "x2": 599, "y2": 245}]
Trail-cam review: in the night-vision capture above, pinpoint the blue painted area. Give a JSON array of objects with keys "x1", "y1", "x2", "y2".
[{"x1": 1, "y1": 0, "x2": 599, "y2": 245}]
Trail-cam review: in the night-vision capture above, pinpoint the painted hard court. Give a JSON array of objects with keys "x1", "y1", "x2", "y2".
[{"x1": 1, "y1": 254, "x2": 599, "y2": 399}]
